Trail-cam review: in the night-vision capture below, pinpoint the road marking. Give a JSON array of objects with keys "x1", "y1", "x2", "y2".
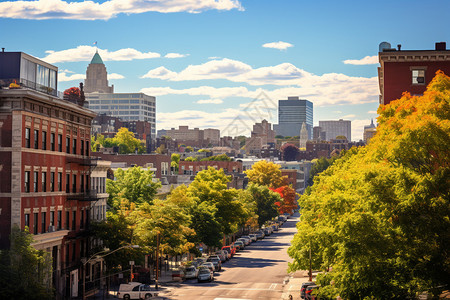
[
  {"x1": 214, "y1": 298, "x2": 250, "y2": 300},
  {"x1": 269, "y1": 283, "x2": 277, "y2": 290}
]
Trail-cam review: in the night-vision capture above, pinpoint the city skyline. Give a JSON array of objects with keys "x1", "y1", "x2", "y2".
[{"x1": 1, "y1": 0, "x2": 449, "y2": 140}]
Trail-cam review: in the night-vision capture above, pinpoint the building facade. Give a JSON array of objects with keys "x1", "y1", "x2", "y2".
[
  {"x1": 0, "y1": 51, "x2": 105, "y2": 298},
  {"x1": 164, "y1": 126, "x2": 220, "y2": 148},
  {"x1": 274, "y1": 97, "x2": 313, "y2": 139},
  {"x1": 378, "y1": 41, "x2": 450, "y2": 105},
  {"x1": 318, "y1": 119, "x2": 352, "y2": 141},
  {"x1": 84, "y1": 51, "x2": 114, "y2": 93}
]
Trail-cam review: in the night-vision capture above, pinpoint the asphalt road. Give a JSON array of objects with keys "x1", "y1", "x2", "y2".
[{"x1": 164, "y1": 212, "x2": 300, "y2": 300}]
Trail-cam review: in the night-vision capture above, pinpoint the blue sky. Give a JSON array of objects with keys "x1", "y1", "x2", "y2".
[{"x1": 1, "y1": 0, "x2": 449, "y2": 140}]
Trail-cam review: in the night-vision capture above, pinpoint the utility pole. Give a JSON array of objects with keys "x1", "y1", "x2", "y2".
[
  {"x1": 309, "y1": 241, "x2": 312, "y2": 282},
  {"x1": 155, "y1": 232, "x2": 160, "y2": 290}
]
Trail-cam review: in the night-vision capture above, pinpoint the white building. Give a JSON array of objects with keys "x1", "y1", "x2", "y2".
[{"x1": 319, "y1": 119, "x2": 352, "y2": 141}]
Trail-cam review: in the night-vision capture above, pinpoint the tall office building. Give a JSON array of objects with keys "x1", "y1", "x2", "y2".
[
  {"x1": 319, "y1": 119, "x2": 352, "y2": 141},
  {"x1": 274, "y1": 97, "x2": 313, "y2": 139},
  {"x1": 84, "y1": 52, "x2": 156, "y2": 140}
]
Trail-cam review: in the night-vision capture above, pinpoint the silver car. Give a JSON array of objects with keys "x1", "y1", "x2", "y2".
[
  {"x1": 197, "y1": 267, "x2": 214, "y2": 282},
  {"x1": 184, "y1": 266, "x2": 198, "y2": 279}
]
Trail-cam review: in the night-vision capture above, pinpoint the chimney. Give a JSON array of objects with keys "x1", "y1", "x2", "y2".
[
  {"x1": 397, "y1": 44, "x2": 401, "y2": 51},
  {"x1": 1, "y1": 48, "x2": 4, "y2": 52},
  {"x1": 435, "y1": 42, "x2": 446, "y2": 51}
]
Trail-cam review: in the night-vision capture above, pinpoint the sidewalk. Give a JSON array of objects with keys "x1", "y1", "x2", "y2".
[{"x1": 281, "y1": 270, "x2": 317, "y2": 300}]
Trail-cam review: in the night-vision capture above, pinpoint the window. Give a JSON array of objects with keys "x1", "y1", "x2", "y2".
[
  {"x1": 65, "y1": 244, "x2": 69, "y2": 264},
  {"x1": 34, "y1": 212, "x2": 39, "y2": 234},
  {"x1": 66, "y1": 211, "x2": 70, "y2": 230},
  {"x1": 58, "y1": 134, "x2": 62, "y2": 152},
  {"x1": 72, "y1": 211, "x2": 76, "y2": 230},
  {"x1": 85, "y1": 141, "x2": 89, "y2": 156},
  {"x1": 66, "y1": 137, "x2": 70, "y2": 153},
  {"x1": 57, "y1": 211, "x2": 62, "y2": 230},
  {"x1": 80, "y1": 210, "x2": 84, "y2": 229},
  {"x1": 80, "y1": 175, "x2": 84, "y2": 193},
  {"x1": 50, "y1": 172, "x2": 55, "y2": 192},
  {"x1": 80, "y1": 140, "x2": 84, "y2": 156},
  {"x1": 34, "y1": 130, "x2": 39, "y2": 149},
  {"x1": 42, "y1": 131, "x2": 47, "y2": 150},
  {"x1": 25, "y1": 128, "x2": 30, "y2": 148},
  {"x1": 58, "y1": 172, "x2": 62, "y2": 191},
  {"x1": 42, "y1": 172, "x2": 47, "y2": 192},
  {"x1": 72, "y1": 139, "x2": 77, "y2": 154},
  {"x1": 33, "y1": 171, "x2": 38, "y2": 192},
  {"x1": 412, "y1": 69, "x2": 426, "y2": 84},
  {"x1": 41, "y1": 212, "x2": 46, "y2": 234},
  {"x1": 24, "y1": 213, "x2": 30, "y2": 228},
  {"x1": 72, "y1": 174, "x2": 76, "y2": 193},
  {"x1": 66, "y1": 174, "x2": 70, "y2": 193},
  {"x1": 72, "y1": 243, "x2": 76, "y2": 261},
  {"x1": 85, "y1": 175, "x2": 89, "y2": 192},
  {"x1": 50, "y1": 211, "x2": 55, "y2": 227},
  {"x1": 86, "y1": 209, "x2": 90, "y2": 227},
  {"x1": 50, "y1": 133, "x2": 55, "y2": 151},
  {"x1": 24, "y1": 171, "x2": 30, "y2": 193}
]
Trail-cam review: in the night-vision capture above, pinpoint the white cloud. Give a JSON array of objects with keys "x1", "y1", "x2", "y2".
[
  {"x1": 142, "y1": 58, "x2": 306, "y2": 85},
  {"x1": 141, "y1": 85, "x2": 248, "y2": 98},
  {"x1": 108, "y1": 73, "x2": 125, "y2": 80},
  {"x1": 0, "y1": 0, "x2": 243, "y2": 20},
  {"x1": 341, "y1": 114, "x2": 356, "y2": 119},
  {"x1": 164, "y1": 53, "x2": 189, "y2": 58},
  {"x1": 58, "y1": 71, "x2": 85, "y2": 82},
  {"x1": 42, "y1": 45, "x2": 160, "y2": 63},
  {"x1": 343, "y1": 55, "x2": 378, "y2": 65},
  {"x1": 367, "y1": 110, "x2": 378, "y2": 114},
  {"x1": 262, "y1": 41, "x2": 293, "y2": 50},
  {"x1": 196, "y1": 99, "x2": 223, "y2": 104},
  {"x1": 208, "y1": 56, "x2": 222, "y2": 60},
  {"x1": 351, "y1": 119, "x2": 373, "y2": 141}
]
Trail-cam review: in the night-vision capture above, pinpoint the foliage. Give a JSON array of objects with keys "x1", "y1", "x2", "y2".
[
  {"x1": 288, "y1": 71, "x2": 450, "y2": 299},
  {"x1": 91, "y1": 134, "x2": 105, "y2": 152},
  {"x1": 0, "y1": 227, "x2": 53, "y2": 299},
  {"x1": 155, "y1": 144, "x2": 166, "y2": 154},
  {"x1": 244, "y1": 160, "x2": 286, "y2": 188},
  {"x1": 185, "y1": 146, "x2": 194, "y2": 153},
  {"x1": 281, "y1": 143, "x2": 300, "y2": 161},
  {"x1": 171, "y1": 153, "x2": 180, "y2": 173},
  {"x1": 275, "y1": 135, "x2": 284, "y2": 139},
  {"x1": 198, "y1": 149, "x2": 211, "y2": 153},
  {"x1": 246, "y1": 184, "x2": 281, "y2": 227},
  {"x1": 335, "y1": 135, "x2": 347, "y2": 140},
  {"x1": 90, "y1": 128, "x2": 145, "y2": 154},
  {"x1": 63, "y1": 87, "x2": 80, "y2": 97},
  {"x1": 107, "y1": 166, "x2": 161, "y2": 210},
  {"x1": 270, "y1": 185, "x2": 297, "y2": 214},
  {"x1": 184, "y1": 156, "x2": 198, "y2": 162},
  {"x1": 200, "y1": 154, "x2": 232, "y2": 161},
  {"x1": 307, "y1": 156, "x2": 340, "y2": 186}
]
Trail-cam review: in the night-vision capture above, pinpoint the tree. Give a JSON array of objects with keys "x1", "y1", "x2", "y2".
[
  {"x1": 91, "y1": 134, "x2": 105, "y2": 152},
  {"x1": 244, "y1": 160, "x2": 286, "y2": 188},
  {"x1": 114, "y1": 127, "x2": 146, "y2": 154},
  {"x1": 307, "y1": 156, "x2": 339, "y2": 186},
  {"x1": 171, "y1": 153, "x2": 180, "y2": 173},
  {"x1": 185, "y1": 146, "x2": 194, "y2": 153},
  {"x1": 281, "y1": 143, "x2": 300, "y2": 161},
  {"x1": 246, "y1": 184, "x2": 281, "y2": 227},
  {"x1": 288, "y1": 72, "x2": 450, "y2": 299},
  {"x1": 185, "y1": 156, "x2": 197, "y2": 161},
  {"x1": 107, "y1": 166, "x2": 161, "y2": 209},
  {"x1": 0, "y1": 226, "x2": 53, "y2": 299},
  {"x1": 200, "y1": 154, "x2": 231, "y2": 161},
  {"x1": 270, "y1": 185, "x2": 297, "y2": 214}
]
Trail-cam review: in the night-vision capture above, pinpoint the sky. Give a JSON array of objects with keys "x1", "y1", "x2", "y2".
[{"x1": 1, "y1": 0, "x2": 449, "y2": 141}]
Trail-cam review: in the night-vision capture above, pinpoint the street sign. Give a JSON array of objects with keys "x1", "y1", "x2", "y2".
[
  {"x1": 199, "y1": 247, "x2": 203, "y2": 252},
  {"x1": 129, "y1": 261, "x2": 135, "y2": 266}
]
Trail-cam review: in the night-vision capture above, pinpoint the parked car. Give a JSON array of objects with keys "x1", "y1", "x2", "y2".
[
  {"x1": 300, "y1": 282, "x2": 316, "y2": 299},
  {"x1": 201, "y1": 262, "x2": 215, "y2": 273},
  {"x1": 233, "y1": 241, "x2": 244, "y2": 251},
  {"x1": 256, "y1": 231, "x2": 265, "y2": 240},
  {"x1": 117, "y1": 282, "x2": 159, "y2": 299},
  {"x1": 222, "y1": 245, "x2": 236, "y2": 256},
  {"x1": 237, "y1": 237, "x2": 250, "y2": 246},
  {"x1": 222, "y1": 249, "x2": 231, "y2": 260},
  {"x1": 305, "y1": 285, "x2": 320, "y2": 300},
  {"x1": 248, "y1": 234, "x2": 258, "y2": 242},
  {"x1": 215, "y1": 250, "x2": 227, "y2": 262},
  {"x1": 241, "y1": 235, "x2": 253, "y2": 244},
  {"x1": 263, "y1": 228, "x2": 271, "y2": 236},
  {"x1": 171, "y1": 268, "x2": 186, "y2": 281},
  {"x1": 206, "y1": 255, "x2": 222, "y2": 271},
  {"x1": 197, "y1": 267, "x2": 214, "y2": 282},
  {"x1": 184, "y1": 266, "x2": 198, "y2": 279}
]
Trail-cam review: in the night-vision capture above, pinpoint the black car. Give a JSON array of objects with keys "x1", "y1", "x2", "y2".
[
  {"x1": 305, "y1": 284, "x2": 320, "y2": 300},
  {"x1": 300, "y1": 282, "x2": 316, "y2": 299}
]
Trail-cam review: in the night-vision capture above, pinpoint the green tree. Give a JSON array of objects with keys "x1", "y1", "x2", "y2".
[
  {"x1": 114, "y1": 127, "x2": 145, "y2": 154},
  {"x1": 244, "y1": 160, "x2": 286, "y2": 188},
  {"x1": 91, "y1": 134, "x2": 105, "y2": 152},
  {"x1": 171, "y1": 153, "x2": 180, "y2": 173},
  {"x1": 0, "y1": 226, "x2": 53, "y2": 299},
  {"x1": 288, "y1": 72, "x2": 450, "y2": 299},
  {"x1": 246, "y1": 184, "x2": 281, "y2": 227},
  {"x1": 107, "y1": 166, "x2": 161, "y2": 209},
  {"x1": 307, "y1": 156, "x2": 339, "y2": 186},
  {"x1": 185, "y1": 156, "x2": 197, "y2": 162},
  {"x1": 185, "y1": 146, "x2": 194, "y2": 153}
]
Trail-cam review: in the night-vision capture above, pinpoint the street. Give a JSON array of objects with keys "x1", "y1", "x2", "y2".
[{"x1": 164, "y1": 213, "x2": 299, "y2": 300}]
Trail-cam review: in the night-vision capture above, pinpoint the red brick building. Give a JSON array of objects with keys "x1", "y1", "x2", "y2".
[
  {"x1": 178, "y1": 160, "x2": 242, "y2": 176},
  {"x1": 378, "y1": 42, "x2": 450, "y2": 105},
  {"x1": 0, "y1": 51, "x2": 98, "y2": 298}
]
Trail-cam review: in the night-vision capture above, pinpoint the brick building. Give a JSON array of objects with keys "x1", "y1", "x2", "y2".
[
  {"x1": 378, "y1": 41, "x2": 450, "y2": 105},
  {"x1": 0, "y1": 51, "x2": 102, "y2": 298}
]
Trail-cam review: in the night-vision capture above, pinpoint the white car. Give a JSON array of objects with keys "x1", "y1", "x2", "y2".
[
  {"x1": 184, "y1": 266, "x2": 199, "y2": 279},
  {"x1": 117, "y1": 282, "x2": 159, "y2": 299}
]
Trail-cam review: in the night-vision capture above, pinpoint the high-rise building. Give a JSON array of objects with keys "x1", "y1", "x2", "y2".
[
  {"x1": 274, "y1": 97, "x2": 313, "y2": 139},
  {"x1": 364, "y1": 119, "x2": 377, "y2": 143},
  {"x1": 84, "y1": 52, "x2": 156, "y2": 140},
  {"x1": 0, "y1": 51, "x2": 108, "y2": 298},
  {"x1": 246, "y1": 119, "x2": 276, "y2": 155},
  {"x1": 84, "y1": 51, "x2": 114, "y2": 93},
  {"x1": 319, "y1": 119, "x2": 352, "y2": 141},
  {"x1": 378, "y1": 41, "x2": 450, "y2": 105},
  {"x1": 299, "y1": 122, "x2": 308, "y2": 148}
]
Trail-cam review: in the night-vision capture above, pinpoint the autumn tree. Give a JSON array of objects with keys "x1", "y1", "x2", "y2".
[
  {"x1": 288, "y1": 71, "x2": 450, "y2": 299},
  {"x1": 246, "y1": 184, "x2": 281, "y2": 227},
  {"x1": 185, "y1": 156, "x2": 197, "y2": 162},
  {"x1": 270, "y1": 185, "x2": 297, "y2": 214},
  {"x1": 281, "y1": 143, "x2": 300, "y2": 161},
  {"x1": 244, "y1": 160, "x2": 286, "y2": 188}
]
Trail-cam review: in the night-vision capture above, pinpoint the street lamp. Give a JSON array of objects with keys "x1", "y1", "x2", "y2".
[{"x1": 81, "y1": 244, "x2": 139, "y2": 300}]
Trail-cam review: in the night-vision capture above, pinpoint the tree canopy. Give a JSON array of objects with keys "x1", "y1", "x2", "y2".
[
  {"x1": 91, "y1": 128, "x2": 145, "y2": 154},
  {"x1": 281, "y1": 143, "x2": 300, "y2": 161},
  {"x1": 288, "y1": 71, "x2": 450, "y2": 299},
  {"x1": 244, "y1": 160, "x2": 286, "y2": 188}
]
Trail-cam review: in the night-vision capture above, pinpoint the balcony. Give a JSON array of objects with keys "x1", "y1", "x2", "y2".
[
  {"x1": 66, "y1": 156, "x2": 99, "y2": 166},
  {"x1": 0, "y1": 78, "x2": 57, "y2": 97},
  {"x1": 67, "y1": 190, "x2": 99, "y2": 201}
]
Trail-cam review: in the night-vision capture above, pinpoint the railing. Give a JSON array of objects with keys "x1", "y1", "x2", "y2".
[
  {"x1": 67, "y1": 190, "x2": 99, "y2": 201},
  {"x1": 0, "y1": 78, "x2": 57, "y2": 97}
]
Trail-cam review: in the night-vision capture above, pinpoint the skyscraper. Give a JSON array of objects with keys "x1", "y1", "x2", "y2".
[
  {"x1": 274, "y1": 97, "x2": 313, "y2": 139},
  {"x1": 319, "y1": 119, "x2": 352, "y2": 141},
  {"x1": 84, "y1": 51, "x2": 114, "y2": 93}
]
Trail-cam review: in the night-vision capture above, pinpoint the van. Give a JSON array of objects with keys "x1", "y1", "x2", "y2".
[{"x1": 117, "y1": 282, "x2": 159, "y2": 299}]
